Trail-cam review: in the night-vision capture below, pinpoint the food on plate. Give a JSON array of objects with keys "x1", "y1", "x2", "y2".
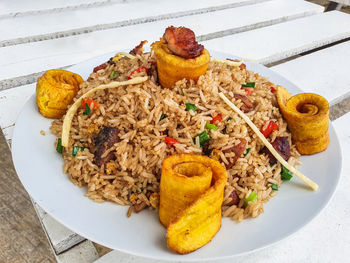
[
  {"x1": 130, "y1": 40, "x2": 148, "y2": 55},
  {"x1": 276, "y1": 86, "x2": 329, "y2": 155},
  {"x1": 49, "y1": 26, "x2": 326, "y2": 245},
  {"x1": 160, "y1": 154, "x2": 227, "y2": 254},
  {"x1": 36, "y1": 69, "x2": 84, "y2": 118},
  {"x1": 51, "y1": 46, "x2": 304, "y2": 224},
  {"x1": 61, "y1": 76, "x2": 148, "y2": 147},
  {"x1": 219, "y1": 92, "x2": 318, "y2": 191},
  {"x1": 152, "y1": 26, "x2": 210, "y2": 89}
]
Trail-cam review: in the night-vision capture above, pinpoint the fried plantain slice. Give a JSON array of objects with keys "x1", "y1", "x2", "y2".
[
  {"x1": 36, "y1": 69, "x2": 83, "y2": 118},
  {"x1": 151, "y1": 41, "x2": 210, "y2": 89},
  {"x1": 159, "y1": 154, "x2": 227, "y2": 254},
  {"x1": 276, "y1": 86, "x2": 329, "y2": 154}
]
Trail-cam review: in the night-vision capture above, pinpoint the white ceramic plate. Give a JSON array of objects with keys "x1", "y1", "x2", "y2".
[{"x1": 12, "y1": 51, "x2": 342, "y2": 261}]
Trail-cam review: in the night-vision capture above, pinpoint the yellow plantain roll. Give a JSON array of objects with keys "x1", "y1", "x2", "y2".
[
  {"x1": 276, "y1": 86, "x2": 329, "y2": 155},
  {"x1": 36, "y1": 69, "x2": 84, "y2": 118},
  {"x1": 159, "y1": 154, "x2": 227, "y2": 254},
  {"x1": 152, "y1": 41, "x2": 210, "y2": 89}
]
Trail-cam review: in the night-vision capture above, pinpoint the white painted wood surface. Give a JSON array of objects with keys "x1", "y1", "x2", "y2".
[
  {"x1": 0, "y1": 0, "x2": 113, "y2": 18},
  {"x1": 0, "y1": 0, "x2": 323, "y2": 82},
  {"x1": 272, "y1": 40, "x2": 350, "y2": 106},
  {"x1": 204, "y1": 11, "x2": 350, "y2": 64},
  {"x1": 56, "y1": 240, "x2": 99, "y2": 263},
  {"x1": 0, "y1": 0, "x2": 269, "y2": 43}
]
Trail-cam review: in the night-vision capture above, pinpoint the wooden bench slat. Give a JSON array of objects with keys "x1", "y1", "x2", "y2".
[
  {"x1": 0, "y1": 0, "x2": 111, "y2": 18},
  {"x1": 0, "y1": 0, "x2": 269, "y2": 44},
  {"x1": 57, "y1": 240, "x2": 99, "y2": 263},
  {"x1": 204, "y1": 11, "x2": 350, "y2": 65},
  {"x1": 271, "y1": 40, "x2": 350, "y2": 105},
  {"x1": 0, "y1": 83, "x2": 34, "y2": 141},
  {"x1": 0, "y1": 0, "x2": 323, "y2": 82}
]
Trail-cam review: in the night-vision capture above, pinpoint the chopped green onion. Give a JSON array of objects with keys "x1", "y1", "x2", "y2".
[
  {"x1": 243, "y1": 148, "x2": 251, "y2": 156},
  {"x1": 160, "y1": 114, "x2": 167, "y2": 120},
  {"x1": 205, "y1": 123, "x2": 218, "y2": 131},
  {"x1": 271, "y1": 184, "x2": 278, "y2": 191},
  {"x1": 194, "y1": 131, "x2": 211, "y2": 147},
  {"x1": 56, "y1": 138, "x2": 63, "y2": 154},
  {"x1": 242, "y1": 82, "x2": 256, "y2": 88},
  {"x1": 281, "y1": 166, "x2": 293, "y2": 180},
  {"x1": 244, "y1": 190, "x2": 257, "y2": 204},
  {"x1": 181, "y1": 89, "x2": 185, "y2": 96},
  {"x1": 110, "y1": 70, "x2": 117, "y2": 79},
  {"x1": 72, "y1": 146, "x2": 85, "y2": 157},
  {"x1": 227, "y1": 117, "x2": 233, "y2": 121},
  {"x1": 185, "y1": 103, "x2": 197, "y2": 111},
  {"x1": 83, "y1": 104, "x2": 91, "y2": 115}
]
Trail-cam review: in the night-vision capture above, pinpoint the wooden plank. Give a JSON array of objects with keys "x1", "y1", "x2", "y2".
[
  {"x1": 41, "y1": 212, "x2": 86, "y2": 254},
  {"x1": 0, "y1": 0, "x2": 323, "y2": 82},
  {"x1": 0, "y1": 130, "x2": 56, "y2": 263},
  {"x1": 56, "y1": 240, "x2": 99, "y2": 263},
  {"x1": 204, "y1": 11, "x2": 350, "y2": 64},
  {"x1": 95, "y1": 112, "x2": 350, "y2": 263},
  {"x1": 0, "y1": 0, "x2": 269, "y2": 45},
  {"x1": 0, "y1": 83, "x2": 34, "y2": 141},
  {"x1": 0, "y1": 0, "x2": 111, "y2": 18},
  {"x1": 271, "y1": 40, "x2": 350, "y2": 105}
]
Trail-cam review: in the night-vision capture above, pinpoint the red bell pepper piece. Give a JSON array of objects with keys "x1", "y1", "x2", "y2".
[
  {"x1": 81, "y1": 98, "x2": 99, "y2": 110},
  {"x1": 128, "y1": 66, "x2": 148, "y2": 79},
  {"x1": 210, "y1": 114, "x2": 222, "y2": 124},
  {"x1": 260, "y1": 120, "x2": 278, "y2": 138},
  {"x1": 245, "y1": 89, "x2": 253, "y2": 96},
  {"x1": 270, "y1": 86, "x2": 276, "y2": 93},
  {"x1": 165, "y1": 137, "x2": 180, "y2": 146}
]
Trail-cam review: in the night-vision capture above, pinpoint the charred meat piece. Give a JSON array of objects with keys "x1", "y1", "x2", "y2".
[
  {"x1": 202, "y1": 141, "x2": 212, "y2": 157},
  {"x1": 222, "y1": 138, "x2": 247, "y2": 169},
  {"x1": 260, "y1": 136, "x2": 291, "y2": 165},
  {"x1": 130, "y1": 40, "x2": 148, "y2": 55},
  {"x1": 163, "y1": 26, "x2": 204, "y2": 59},
  {"x1": 226, "y1": 190, "x2": 240, "y2": 206},
  {"x1": 234, "y1": 94, "x2": 254, "y2": 113},
  {"x1": 90, "y1": 126, "x2": 120, "y2": 166}
]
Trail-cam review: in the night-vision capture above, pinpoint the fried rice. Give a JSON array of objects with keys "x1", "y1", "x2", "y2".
[{"x1": 51, "y1": 52, "x2": 300, "y2": 222}]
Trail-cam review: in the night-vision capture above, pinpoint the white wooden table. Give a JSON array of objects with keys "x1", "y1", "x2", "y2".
[{"x1": 1, "y1": 0, "x2": 350, "y2": 262}]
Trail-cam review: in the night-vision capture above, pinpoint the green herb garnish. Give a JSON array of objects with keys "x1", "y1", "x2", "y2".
[
  {"x1": 160, "y1": 114, "x2": 167, "y2": 121},
  {"x1": 185, "y1": 103, "x2": 197, "y2": 111},
  {"x1": 181, "y1": 89, "x2": 185, "y2": 96},
  {"x1": 281, "y1": 166, "x2": 293, "y2": 180},
  {"x1": 242, "y1": 82, "x2": 256, "y2": 88},
  {"x1": 83, "y1": 104, "x2": 91, "y2": 115},
  {"x1": 271, "y1": 184, "x2": 278, "y2": 191},
  {"x1": 205, "y1": 123, "x2": 218, "y2": 131},
  {"x1": 56, "y1": 138, "x2": 63, "y2": 154},
  {"x1": 194, "y1": 131, "x2": 211, "y2": 147},
  {"x1": 243, "y1": 148, "x2": 251, "y2": 156},
  {"x1": 227, "y1": 117, "x2": 233, "y2": 121},
  {"x1": 244, "y1": 190, "x2": 257, "y2": 204},
  {"x1": 72, "y1": 146, "x2": 84, "y2": 157},
  {"x1": 110, "y1": 70, "x2": 117, "y2": 79}
]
